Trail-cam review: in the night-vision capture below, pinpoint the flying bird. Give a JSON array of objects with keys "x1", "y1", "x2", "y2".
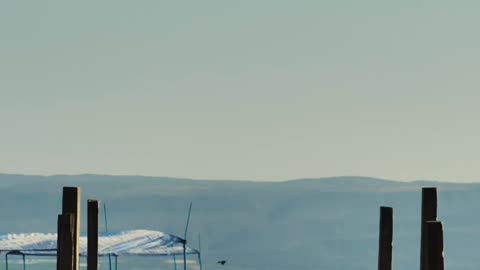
[{"x1": 217, "y1": 260, "x2": 227, "y2": 265}]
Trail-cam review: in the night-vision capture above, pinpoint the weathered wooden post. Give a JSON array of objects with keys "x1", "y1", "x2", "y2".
[
  {"x1": 57, "y1": 215, "x2": 64, "y2": 270},
  {"x1": 378, "y1": 206, "x2": 394, "y2": 270},
  {"x1": 88, "y1": 200, "x2": 99, "y2": 270},
  {"x1": 420, "y1": 187, "x2": 437, "y2": 270},
  {"x1": 57, "y1": 187, "x2": 81, "y2": 270},
  {"x1": 425, "y1": 221, "x2": 444, "y2": 270},
  {"x1": 57, "y1": 213, "x2": 75, "y2": 270}
]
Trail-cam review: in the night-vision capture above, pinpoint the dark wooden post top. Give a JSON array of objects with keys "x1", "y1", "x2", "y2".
[
  {"x1": 378, "y1": 206, "x2": 394, "y2": 270},
  {"x1": 420, "y1": 187, "x2": 437, "y2": 270},
  {"x1": 88, "y1": 200, "x2": 99, "y2": 270}
]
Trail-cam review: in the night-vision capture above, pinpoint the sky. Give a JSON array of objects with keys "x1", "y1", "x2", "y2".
[{"x1": 1, "y1": 1, "x2": 479, "y2": 182}]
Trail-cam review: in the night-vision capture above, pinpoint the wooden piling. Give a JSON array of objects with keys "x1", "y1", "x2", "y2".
[
  {"x1": 88, "y1": 200, "x2": 99, "y2": 270},
  {"x1": 57, "y1": 215, "x2": 62, "y2": 270},
  {"x1": 57, "y1": 213, "x2": 75, "y2": 270},
  {"x1": 425, "y1": 221, "x2": 444, "y2": 270},
  {"x1": 420, "y1": 187, "x2": 437, "y2": 270},
  {"x1": 57, "y1": 187, "x2": 81, "y2": 270},
  {"x1": 378, "y1": 206, "x2": 393, "y2": 270}
]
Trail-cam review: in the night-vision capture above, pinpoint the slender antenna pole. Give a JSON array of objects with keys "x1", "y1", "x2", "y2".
[
  {"x1": 183, "y1": 242, "x2": 186, "y2": 270},
  {"x1": 103, "y1": 203, "x2": 109, "y2": 233},
  {"x1": 198, "y1": 233, "x2": 203, "y2": 270},
  {"x1": 184, "y1": 202, "x2": 193, "y2": 239},
  {"x1": 184, "y1": 202, "x2": 193, "y2": 270},
  {"x1": 198, "y1": 234, "x2": 201, "y2": 253},
  {"x1": 104, "y1": 203, "x2": 112, "y2": 270}
]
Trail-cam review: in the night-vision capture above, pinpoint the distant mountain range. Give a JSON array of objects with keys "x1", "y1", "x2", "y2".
[{"x1": 0, "y1": 174, "x2": 479, "y2": 270}]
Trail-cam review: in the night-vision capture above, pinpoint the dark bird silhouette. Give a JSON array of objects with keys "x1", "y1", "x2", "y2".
[{"x1": 217, "y1": 260, "x2": 227, "y2": 265}]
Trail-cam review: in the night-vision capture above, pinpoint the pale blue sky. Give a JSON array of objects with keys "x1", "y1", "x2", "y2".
[{"x1": 1, "y1": 1, "x2": 479, "y2": 181}]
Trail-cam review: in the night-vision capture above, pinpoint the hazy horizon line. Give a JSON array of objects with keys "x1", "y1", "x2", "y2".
[{"x1": 0, "y1": 172, "x2": 475, "y2": 184}]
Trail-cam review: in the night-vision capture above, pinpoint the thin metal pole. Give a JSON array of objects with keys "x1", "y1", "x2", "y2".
[
  {"x1": 23, "y1": 254, "x2": 26, "y2": 270},
  {"x1": 197, "y1": 253, "x2": 203, "y2": 270},
  {"x1": 103, "y1": 203, "x2": 109, "y2": 232},
  {"x1": 198, "y1": 234, "x2": 203, "y2": 270},
  {"x1": 183, "y1": 243, "x2": 187, "y2": 270},
  {"x1": 5, "y1": 253, "x2": 8, "y2": 270},
  {"x1": 173, "y1": 254, "x2": 177, "y2": 270},
  {"x1": 104, "y1": 203, "x2": 112, "y2": 270},
  {"x1": 198, "y1": 234, "x2": 201, "y2": 253},
  {"x1": 183, "y1": 203, "x2": 192, "y2": 270},
  {"x1": 184, "y1": 203, "x2": 192, "y2": 240},
  {"x1": 115, "y1": 255, "x2": 118, "y2": 270},
  {"x1": 108, "y1": 254, "x2": 112, "y2": 270}
]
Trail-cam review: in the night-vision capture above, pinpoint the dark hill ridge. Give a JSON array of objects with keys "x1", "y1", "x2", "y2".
[{"x1": 0, "y1": 174, "x2": 479, "y2": 270}]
